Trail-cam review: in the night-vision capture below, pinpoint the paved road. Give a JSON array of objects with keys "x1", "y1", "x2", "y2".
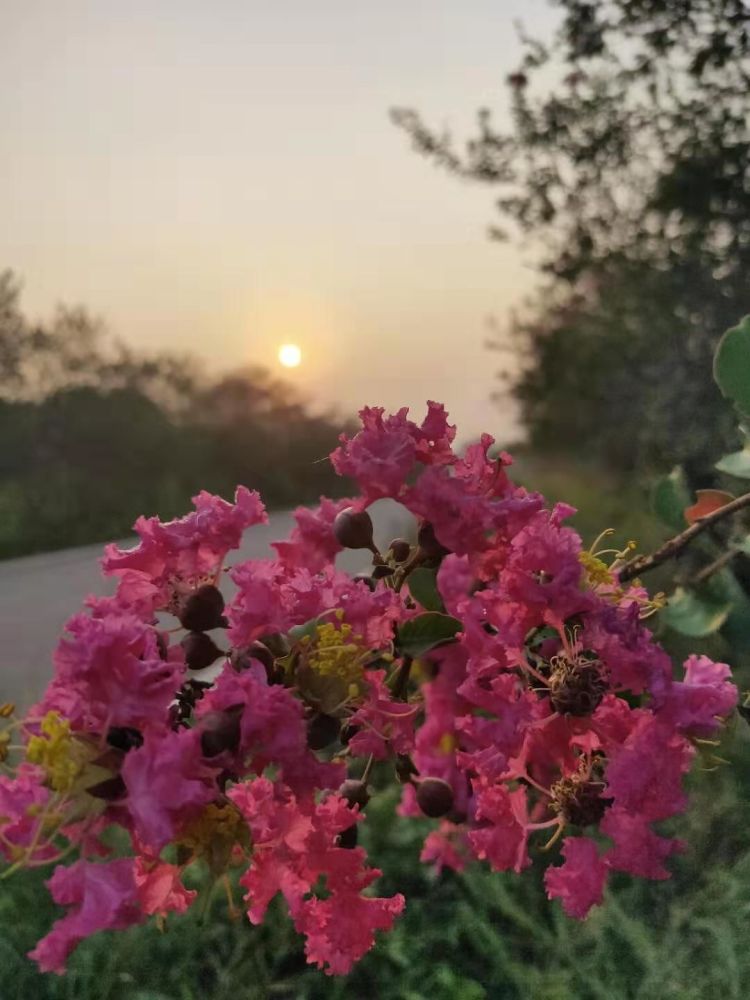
[{"x1": 0, "y1": 502, "x2": 408, "y2": 709}]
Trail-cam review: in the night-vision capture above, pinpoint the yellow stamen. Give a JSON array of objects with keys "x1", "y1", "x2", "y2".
[
  {"x1": 579, "y1": 550, "x2": 614, "y2": 587},
  {"x1": 302, "y1": 621, "x2": 367, "y2": 692},
  {"x1": 25, "y1": 712, "x2": 81, "y2": 793}
]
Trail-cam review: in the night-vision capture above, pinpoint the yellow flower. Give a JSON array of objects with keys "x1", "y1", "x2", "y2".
[
  {"x1": 302, "y1": 620, "x2": 367, "y2": 692},
  {"x1": 26, "y1": 712, "x2": 81, "y2": 793},
  {"x1": 178, "y1": 802, "x2": 248, "y2": 873}
]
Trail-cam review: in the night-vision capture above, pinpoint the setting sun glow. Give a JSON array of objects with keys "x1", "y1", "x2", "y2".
[{"x1": 278, "y1": 343, "x2": 302, "y2": 368}]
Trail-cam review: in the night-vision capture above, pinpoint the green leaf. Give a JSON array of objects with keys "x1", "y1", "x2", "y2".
[
  {"x1": 288, "y1": 615, "x2": 325, "y2": 643},
  {"x1": 396, "y1": 612, "x2": 461, "y2": 657},
  {"x1": 662, "y1": 586, "x2": 732, "y2": 637},
  {"x1": 295, "y1": 666, "x2": 353, "y2": 715},
  {"x1": 707, "y1": 566, "x2": 750, "y2": 649},
  {"x1": 407, "y1": 567, "x2": 445, "y2": 612},
  {"x1": 651, "y1": 466, "x2": 690, "y2": 530},
  {"x1": 713, "y1": 315, "x2": 750, "y2": 418},
  {"x1": 716, "y1": 446, "x2": 750, "y2": 479}
]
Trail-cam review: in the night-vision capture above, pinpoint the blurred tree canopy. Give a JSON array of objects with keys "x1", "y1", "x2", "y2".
[
  {"x1": 0, "y1": 271, "x2": 349, "y2": 558},
  {"x1": 392, "y1": 0, "x2": 750, "y2": 478}
]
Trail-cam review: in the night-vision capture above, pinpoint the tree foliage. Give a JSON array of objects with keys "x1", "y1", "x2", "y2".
[
  {"x1": 392, "y1": 0, "x2": 750, "y2": 475},
  {"x1": 0, "y1": 271, "x2": 349, "y2": 558}
]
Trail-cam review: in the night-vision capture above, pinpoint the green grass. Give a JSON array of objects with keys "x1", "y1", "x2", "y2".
[{"x1": 4, "y1": 725, "x2": 750, "y2": 1000}]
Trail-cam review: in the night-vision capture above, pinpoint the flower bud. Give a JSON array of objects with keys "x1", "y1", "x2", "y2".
[
  {"x1": 178, "y1": 584, "x2": 226, "y2": 632},
  {"x1": 333, "y1": 508, "x2": 375, "y2": 550},
  {"x1": 339, "y1": 778, "x2": 370, "y2": 809},
  {"x1": 417, "y1": 521, "x2": 450, "y2": 563},
  {"x1": 178, "y1": 679, "x2": 212, "y2": 707},
  {"x1": 181, "y1": 632, "x2": 224, "y2": 671},
  {"x1": 307, "y1": 712, "x2": 341, "y2": 750},
  {"x1": 106, "y1": 726, "x2": 143, "y2": 753},
  {"x1": 200, "y1": 706, "x2": 243, "y2": 758},
  {"x1": 231, "y1": 641, "x2": 274, "y2": 675},
  {"x1": 416, "y1": 777, "x2": 455, "y2": 818},
  {"x1": 389, "y1": 538, "x2": 411, "y2": 563}
]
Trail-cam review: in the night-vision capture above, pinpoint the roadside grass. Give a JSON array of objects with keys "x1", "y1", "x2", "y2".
[{"x1": 3, "y1": 725, "x2": 750, "y2": 1000}]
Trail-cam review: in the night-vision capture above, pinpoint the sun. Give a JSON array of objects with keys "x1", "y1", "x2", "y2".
[{"x1": 278, "y1": 343, "x2": 302, "y2": 368}]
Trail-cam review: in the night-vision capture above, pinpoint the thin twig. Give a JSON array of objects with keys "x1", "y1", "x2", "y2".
[
  {"x1": 391, "y1": 655, "x2": 413, "y2": 700},
  {"x1": 680, "y1": 547, "x2": 741, "y2": 588},
  {"x1": 619, "y1": 490, "x2": 750, "y2": 583}
]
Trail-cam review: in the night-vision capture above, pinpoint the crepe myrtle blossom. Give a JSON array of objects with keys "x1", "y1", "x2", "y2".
[{"x1": 0, "y1": 401, "x2": 739, "y2": 975}]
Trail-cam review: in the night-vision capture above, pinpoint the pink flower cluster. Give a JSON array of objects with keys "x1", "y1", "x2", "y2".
[{"x1": 0, "y1": 402, "x2": 738, "y2": 976}]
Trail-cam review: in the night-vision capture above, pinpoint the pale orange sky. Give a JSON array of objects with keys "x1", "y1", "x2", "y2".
[{"x1": 1, "y1": 0, "x2": 558, "y2": 441}]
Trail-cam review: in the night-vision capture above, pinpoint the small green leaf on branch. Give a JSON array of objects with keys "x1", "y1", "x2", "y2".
[
  {"x1": 407, "y1": 567, "x2": 445, "y2": 612},
  {"x1": 716, "y1": 446, "x2": 750, "y2": 479},
  {"x1": 662, "y1": 587, "x2": 733, "y2": 637},
  {"x1": 713, "y1": 315, "x2": 750, "y2": 418},
  {"x1": 396, "y1": 612, "x2": 462, "y2": 657},
  {"x1": 652, "y1": 467, "x2": 690, "y2": 530}
]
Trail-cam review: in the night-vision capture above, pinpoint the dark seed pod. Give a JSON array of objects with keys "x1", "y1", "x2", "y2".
[
  {"x1": 339, "y1": 778, "x2": 370, "y2": 809},
  {"x1": 178, "y1": 584, "x2": 226, "y2": 632},
  {"x1": 417, "y1": 521, "x2": 450, "y2": 563},
  {"x1": 372, "y1": 564, "x2": 395, "y2": 579},
  {"x1": 337, "y1": 824, "x2": 359, "y2": 849},
  {"x1": 200, "y1": 706, "x2": 243, "y2": 758},
  {"x1": 106, "y1": 726, "x2": 143, "y2": 753},
  {"x1": 181, "y1": 631, "x2": 224, "y2": 671},
  {"x1": 416, "y1": 777, "x2": 455, "y2": 818},
  {"x1": 307, "y1": 713, "x2": 341, "y2": 750},
  {"x1": 389, "y1": 538, "x2": 412, "y2": 563},
  {"x1": 179, "y1": 679, "x2": 213, "y2": 706},
  {"x1": 339, "y1": 722, "x2": 359, "y2": 745},
  {"x1": 333, "y1": 508, "x2": 375, "y2": 550},
  {"x1": 87, "y1": 774, "x2": 127, "y2": 801},
  {"x1": 231, "y1": 641, "x2": 274, "y2": 675}
]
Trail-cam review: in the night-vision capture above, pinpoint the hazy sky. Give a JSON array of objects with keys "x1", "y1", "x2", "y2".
[{"x1": 1, "y1": 0, "x2": 559, "y2": 441}]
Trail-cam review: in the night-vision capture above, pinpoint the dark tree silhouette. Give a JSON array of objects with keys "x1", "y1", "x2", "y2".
[
  {"x1": 392, "y1": 0, "x2": 750, "y2": 476},
  {"x1": 0, "y1": 271, "x2": 349, "y2": 557}
]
